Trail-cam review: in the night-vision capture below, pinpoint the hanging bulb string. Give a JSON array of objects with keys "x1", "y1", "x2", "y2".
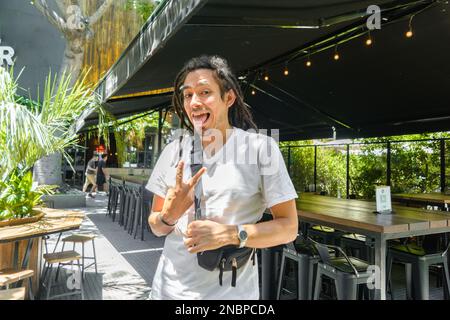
[{"x1": 250, "y1": 3, "x2": 436, "y2": 77}]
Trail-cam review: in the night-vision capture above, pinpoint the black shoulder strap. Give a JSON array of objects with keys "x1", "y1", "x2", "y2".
[{"x1": 190, "y1": 131, "x2": 203, "y2": 220}]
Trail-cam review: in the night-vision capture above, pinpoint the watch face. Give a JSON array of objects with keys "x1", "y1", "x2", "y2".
[{"x1": 239, "y1": 230, "x2": 248, "y2": 241}]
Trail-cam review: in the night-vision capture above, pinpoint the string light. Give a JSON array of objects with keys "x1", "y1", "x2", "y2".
[
  {"x1": 251, "y1": 89, "x2": 256, "y2": 95},
  {"x1": 406, "y1": 15, "x2": 414, "y2": 38},
  {"x1": 333, "y1": 45, "x2": 340, "y2": 60},
  {"x1": 251, "y1": 10, "x2": 425, "y2": 79},
  {"x1": 306, "y1": 54, "x2": 312, "y2": 67},
  {"x1": 365, "y1": 30, "x2": 373, "y2": 46}
]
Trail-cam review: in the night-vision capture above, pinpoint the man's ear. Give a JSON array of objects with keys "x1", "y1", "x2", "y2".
[{"x1": 225, "y1": 89, "x2": 236, "y2": 108}]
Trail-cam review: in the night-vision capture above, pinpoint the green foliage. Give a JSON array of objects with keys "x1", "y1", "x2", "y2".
[
  {"x1": 0, "y1": 69, "x2": 100, "y2": 180},
  {"x1": 282, "y1": 132, "x2": 450, "y2": 200},
  {"x1": 114, "y1": 130, "x2": 126, "y2": 167},
  {"x1": 0, "y1": 66, "x2": 105, "y2": 220},
  {"x1": 124, "y1": 0, "x2": 157, "y2": 22},
  {"x1": 0, "y1": 171, "x2": 56, "y2": 220},
  {"x1": 349, "y1": 143, "x2": 387, "y2": 199}
]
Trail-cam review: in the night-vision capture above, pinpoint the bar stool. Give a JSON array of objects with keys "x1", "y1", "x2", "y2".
[
  {"x1": 112, "y1": 184, "x2": 124, "y2": 222},
  {"x1": 0, "y1": 287, "x2": 26, "y2": 300},
  {"x1": 276, "y1": 241, "x2": 319, "y2": 300},
  {"x1": 128, "y1": 188, "x2": 142, "y2": 237},
  {"x1": 310, "y1": 238, "x2": 372, "y2": 300},
  {"x1": 59, "y1": 234, "x2": 98, "y2": 280},
  {"x1": 139, "y1": 188, "x2": 153, "y2": 240},
  {"x1": 124, "y1": 187, "x2": 139, "y2": 233},
  {"x1": 0, "y1": 268, "x2": 34, "y2": 300},
  {"x1": 41, "y1": 251, "x2": 84, "y2": 300},
  {"x1": 107, "y1": 178, "x2": 117, "y2": 217},
  {"x1": 119, "y1": 185, "x2": 131, "y2": 227},
  {"x1": 386, "y1": 241, "x2": 450, "y2": 300}
]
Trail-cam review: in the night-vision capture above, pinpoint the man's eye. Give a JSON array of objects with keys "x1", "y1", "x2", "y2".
[
  {"x1": 184, "y1": 93, "x2": 192, "y2": 99},
  {"x1": 201, "y1": 90, "x2": 210, "y2": 95}
]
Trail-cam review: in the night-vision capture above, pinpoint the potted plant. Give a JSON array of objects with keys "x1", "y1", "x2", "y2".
[{"x1": 0, "y1": 66, "x2": 103, "y2": 225}]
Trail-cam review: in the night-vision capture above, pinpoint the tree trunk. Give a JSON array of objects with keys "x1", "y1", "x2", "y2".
[
  {"x1": 60, "y1": 36, "x2": 85, "y2": 86},
  {"x1": 33, "y1": 153, "x2": 63, "y2": 186}
]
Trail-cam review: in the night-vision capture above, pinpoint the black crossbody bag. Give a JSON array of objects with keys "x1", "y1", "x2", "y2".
[{"x1": 189, "y1": 132, "x2": 255, "y2": 287}]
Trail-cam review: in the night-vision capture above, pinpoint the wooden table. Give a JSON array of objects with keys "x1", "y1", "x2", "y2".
[
  {"x1": 0, "y1": 208, "x2": 84, "y2": 296},
  {"x1": 392, "y1": 193, "x2": 450, "y2": 209},
  {"x1": 296, "y1": 193, "x2": 450, "y2": 300}
]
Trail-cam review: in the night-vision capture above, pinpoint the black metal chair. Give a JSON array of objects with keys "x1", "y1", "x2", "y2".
[
  {"x1": 107, "y1": 179, "x2": 123, "y2": 222},
  {"x1": 310, "y1": 238, "x2": 373, "y2": 300},
  {"x1": 276, "y1": 241, "x2": 319, "y2": 300},
  {"x1": 387, "y1": 239, "x2": 450, "y2": 300}
]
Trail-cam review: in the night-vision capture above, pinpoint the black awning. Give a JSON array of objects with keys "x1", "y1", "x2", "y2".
[{"x1": 89, "y1": 0, "x2": 450, "y2": 141}]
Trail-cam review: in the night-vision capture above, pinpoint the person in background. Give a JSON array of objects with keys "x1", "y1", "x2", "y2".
[
  {"x1": 96, "y1": 154, "x2": 110, "y2": 194},
  {"x1": 83, "y1": 154, "x2": 98, "y2": 198}
]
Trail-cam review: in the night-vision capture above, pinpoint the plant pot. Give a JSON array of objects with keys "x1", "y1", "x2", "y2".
[{"x1": 0, "y1": 210, "x2": 45, "y2": 227}]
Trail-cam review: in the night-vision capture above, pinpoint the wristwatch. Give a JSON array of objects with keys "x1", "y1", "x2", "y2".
[{"x1": 237, "y1": 225, "x2": 248, "y2": 248}]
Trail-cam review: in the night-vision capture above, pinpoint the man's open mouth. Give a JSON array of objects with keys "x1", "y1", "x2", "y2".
[{"x1": 192, "y1": 111, "x2": 211, "y2": 127}]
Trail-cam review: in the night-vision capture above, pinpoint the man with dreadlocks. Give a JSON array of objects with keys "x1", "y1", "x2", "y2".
[{"x1": 146, "y1": 55, "x2": 298, "y2": 299}]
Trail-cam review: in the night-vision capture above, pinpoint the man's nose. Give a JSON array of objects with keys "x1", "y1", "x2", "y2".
[{"x1": 190, "y1": 93, "x2": 202, "y2": 108}]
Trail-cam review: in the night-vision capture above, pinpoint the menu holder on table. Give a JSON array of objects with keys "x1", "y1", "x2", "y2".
[{"x1": 374, "y1": 185, "x2": 394, "y2": 214}]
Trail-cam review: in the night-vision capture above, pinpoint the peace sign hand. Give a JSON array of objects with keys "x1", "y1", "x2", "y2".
[{"x1": 160, "y1": 160, "x2": 206, "y2": 225}]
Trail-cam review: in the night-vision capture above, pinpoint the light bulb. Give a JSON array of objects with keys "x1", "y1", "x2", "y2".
[
  {"x1": 366, "y1": 38, "x2": 372, "y2": 46},
  {"x1": 264, "y1": 75, "x2": 269, "y2": 81},
  {"x1": 284, "y1": 68, "x2": 289, "y2": 76},
  {"x1": 406, "y1": 30, "x2": 413, "y2": 38},
  {"x1": 334, "y1": 53, "x2": 340, "y2": 60},
  {"x1": 306, "y1": 60, "x2": 312, "y2": 67},
  {"x1": 251, "y1": 90, "x2": 256, "y2": 95}
]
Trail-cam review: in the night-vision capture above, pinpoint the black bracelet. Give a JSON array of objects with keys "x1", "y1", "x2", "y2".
[{"x1": 159, "y1": 213, "x2": 177, "y2": 227}]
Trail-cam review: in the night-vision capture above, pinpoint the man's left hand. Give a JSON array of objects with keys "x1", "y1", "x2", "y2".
[{"x1": 184, "y1": 220, "x2": 238, "y2": 253}]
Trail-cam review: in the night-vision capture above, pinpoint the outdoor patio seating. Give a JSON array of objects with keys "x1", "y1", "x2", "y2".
[
  {"x1": 60, "y1": 234, "x2": 98, "y2": 280},
  {"x1": 276, "y1": 241, "x2": 319, "y2": 300},
  {"x1": 41, "y1": 251, "x2": 84, "y2": 300},
  {"x1": 387, "y1": 240, "x2": 450, "y2": 300},
  {"x1": 107, "y1": 179, "x2": 122, "y2": 220},
  {"x1": 310, "y1": 238, "x2": 372, "y2": 300},
  {"x1": 0, "y1": 268, "x2": 34, "y2": 300}
]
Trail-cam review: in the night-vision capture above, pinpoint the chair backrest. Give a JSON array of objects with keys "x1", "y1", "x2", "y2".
[
  {"x1": 308, "y1": 237, "x2": 332, "y2": 264},
  {"x1": 308, "y1": 237, "x2": 361, "y2": 276}
]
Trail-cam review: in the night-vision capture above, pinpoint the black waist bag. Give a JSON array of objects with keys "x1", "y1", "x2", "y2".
[
  {"x1": 197, "y1": 245, "x2": 256, "y2": 287},
  {"x1": 190, "y1": 136, "x2": 255, "y2": 287}
]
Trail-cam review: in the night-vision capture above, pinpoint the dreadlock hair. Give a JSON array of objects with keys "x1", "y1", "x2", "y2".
[{"x1": 172, "y1": 55, "x2": 257, "y2": 132}]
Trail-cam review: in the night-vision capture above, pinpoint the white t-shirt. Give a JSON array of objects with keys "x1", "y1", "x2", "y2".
[{"x1": 146, "y1": 127, "x2": 297, "y2": 300}]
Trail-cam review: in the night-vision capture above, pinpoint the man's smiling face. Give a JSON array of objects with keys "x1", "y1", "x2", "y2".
[{"x1": 181, "y1": 69, "x2": 235, "y2": 133}]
